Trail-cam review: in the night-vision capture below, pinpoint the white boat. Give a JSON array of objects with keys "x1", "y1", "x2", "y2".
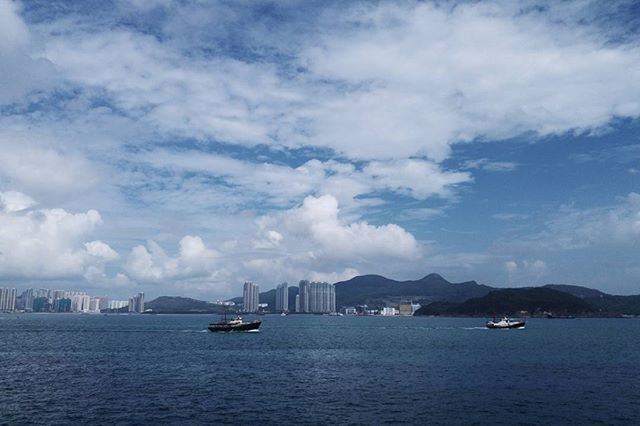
[{"x1": 486, "y1": 317, "x2": 526, "y2": 329}]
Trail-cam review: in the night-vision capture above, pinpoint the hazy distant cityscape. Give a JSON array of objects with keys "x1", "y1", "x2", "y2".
[
  {"x1": 0, "y1": 278, "x2": 423, "y2": 317},
  {"x1": 0, "y1": 287, "x2": 145, "y2": 314}
]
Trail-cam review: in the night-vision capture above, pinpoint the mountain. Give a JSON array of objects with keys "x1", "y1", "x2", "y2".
[
  {"x1": 224, "y1": 273, "x2": 640, "y2": 316},
  {"x1": 333, "y1": 273, "x2": 493, "y2": 307},
  {"x1": 545, "y1": 285, "x2": 640, "y2": 315},
  {"x1": 583, "y1": 295, "x2": 640, "y2": 316},
  {"x1": 145, "y1": 296, "x2": 225, "y2": 314},
  {"x1": 415, "y1": 287, "x2": 596, "y2": 316},
  {"x1": 544, "y1": 284, "x2": 607, "y2": 299}
]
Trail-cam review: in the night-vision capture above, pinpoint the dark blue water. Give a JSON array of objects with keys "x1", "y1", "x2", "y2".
[{"x1": 1, "y1": 314, "x2": 639, "y2": 425}]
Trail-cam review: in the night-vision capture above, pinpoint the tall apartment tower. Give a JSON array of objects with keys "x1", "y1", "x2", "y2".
[
  {"x1": 22, "y1": 288, "x2": 34, "y2": 311},
  {"x1": 308, "y1": 282, "x2": 336, "y2": 313},
  {"x1": 243, "y1": 282, "x2": 259, "y2": 313},
  {"x1": 275, "y1": 282, "x2": 288, "y2": 312},
  {"x1": 0, "y1": 288, "x2": 17, "y2": 312},
  {"x1": 128, "y1": 293, "x2": 145, "y2": 313},
  {"x1": 297, "y1": 280, "x2": 310, "y2": 313}
]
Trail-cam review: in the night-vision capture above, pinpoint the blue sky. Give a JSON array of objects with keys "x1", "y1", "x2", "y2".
[{"x1": 0, "y1": 0, "x2": 639, "y2": 298}]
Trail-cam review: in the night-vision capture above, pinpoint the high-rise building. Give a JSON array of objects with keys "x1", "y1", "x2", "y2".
[
  {"x1": 243, "y1": 282, "x2": 259, "y2": 313},
  {"x1": 0, "y1": 288, "x2": 17, "y2": 312},
  {"x1": 108, "y1": 300, "x2": 129, "y2": 310},
  {"x1": 295, "y1": 294, "x2": 300, "y2": 313},
  {"x1": 308, "y1": 282, "x2": 335, "y2": 313},
  {"x1": 32, "y1": 297, "x2": 51, "y2": 313},
  {"x1": 35, "y1": 288, "x2": 50, "y2": 299},
  {"x1": 128, "y1": 293, "x2": 145, "y2": 313},
  {"x1": 53, "y1": 298, "x2": 71, "y2": 313},
  {"x1": 21, "y1": 288, "x2": 34, "y2": 311},
  {"x1": 71, "y1": 294, "x2": 91, "y2": 313},
  {"x1": 297, "y1": 280, "x2": 310, "y2": 313},
  {"x1": 275, "y1": 282, "x2": 288, "y2": 313}
]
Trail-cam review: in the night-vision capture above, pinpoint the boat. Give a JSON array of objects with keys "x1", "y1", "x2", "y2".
[
  {"x1": 280, "y1": 312, "x2": 287, "y2": 316},
  {"x1": 208, "y1": 307, "x2": 261, "y2": 333},
  {"x1": 486, "y1": 317, "x2": 526, "y2": 329}
]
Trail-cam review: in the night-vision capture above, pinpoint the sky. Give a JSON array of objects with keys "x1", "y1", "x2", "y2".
[{"x1": 0, "y1": 0, "x2": 639, "y2": 299}]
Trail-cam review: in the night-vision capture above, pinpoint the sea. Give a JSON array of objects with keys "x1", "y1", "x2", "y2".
[{"x1": 1, "y1": 314, "x2": 639, "y2": 425}]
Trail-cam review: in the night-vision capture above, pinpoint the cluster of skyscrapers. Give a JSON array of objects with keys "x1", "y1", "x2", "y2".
[
  {"x1": 0, "y1": 287, "x2": 144, "y2": 313},
  {"x1": 242, "y1": 280, "x2": 336, "y2": 314}
]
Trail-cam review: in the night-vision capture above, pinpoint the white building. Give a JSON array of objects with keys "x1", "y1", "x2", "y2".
[
  {"x1": 297, "y1": 280, "x2": 310, "y2": 313},
  {"x1": 0, "y1": 288, "x2": 17, "y2": 312},
  {"x1": 380, "y1": 307, "x2": 398, "y2": 316},
  {"x1": 308, "y1": 282, "x2": 336, "y2": 313},
  {"x1": 71, "y1": 294, "x2": 91, "y2": 313},
  {"x1": 275, "y1": 282, "x2": 288, "y2": 313},
  {"x1": 108, "y1": 300, "x2": 129, "y2": 310},
  {"x1": 128, "y1": 293, "x2": 144, "y2": 313},
  {"x1": 89, "y1": 298, "x2": 102, "y2": 313},
  {"x1": 243, "y1": 282, "x2": 259, "y2": 313}
]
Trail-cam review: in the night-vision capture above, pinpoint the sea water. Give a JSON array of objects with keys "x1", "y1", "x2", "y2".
[{"x1": 1, "y1": 314, "x2": 639, "y2": 424}]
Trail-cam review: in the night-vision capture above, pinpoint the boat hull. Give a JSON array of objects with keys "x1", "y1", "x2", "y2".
[
  {"x1": 208, "y1": 320, "x2": 262, "y2": 333},
  {"x1": 486, "y1": 321, "x2": 525, "y2": 329}
]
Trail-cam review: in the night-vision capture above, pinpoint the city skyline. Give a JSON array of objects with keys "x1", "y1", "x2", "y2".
[
  {"x1": 0, "y1": 0, "x2": 639, "y2": 300},
  {"x1": 0, "y1": 286, "x2": 144, "y2": 313}
]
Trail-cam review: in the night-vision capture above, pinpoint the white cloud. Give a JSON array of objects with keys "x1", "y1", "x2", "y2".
[
  {"x1": 308, "y1": 268, "x2": 360, "y2": 284},
  {"x1": 299, "y1": 2, "x2": 640, "y2": 160},
  {"x1": 364, "y1": 159, "x2": 470, "y2": 199},
  {"x1": 0, "y1": 131, "x2": 100, "y2": 198},
  {"x1": 463, "y1": 159, "x2": 518, "y2": 172},
  {"x1": 494, "y1": 193, "x2": 640, "y2": 256},
  {"x1": 263, "y1": 194, "x2": 421, "y2": 260},
  {"x1": 125, "y1": 235, "x2": 220, "y2": 284},
  {"x1": 0, "y1": 191, "x2": 118, "y2": 279},
  {"x1": 28, "y1": 1, "x2": 640, "y2": 164},
  {"x1": 85, "y1": 240, "x2": 119, "y2": 262},
  {"x1": 0, "y1": 190, "x2": 36, "y2": 212},
  {"x1": 0, "y1": 0, "x2": 57, "y2": 104},
  {"x1": 0, "y1": 0, "x2": 29, "y2": 53},
  {"x1": 141, "y1": 150, "x2": 470, "y2": 210},
  {"x1": 505, "y1": 259, "x2": 548, "y2": 284}
]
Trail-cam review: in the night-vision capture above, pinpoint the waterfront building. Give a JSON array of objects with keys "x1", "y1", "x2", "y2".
[
  {"x1": 380, "y1": 307, "x2": 398, "y2": 316},
  {"x1": 0, "y1": 288, "x2": 17, "y2": 312},
  {"x1": 51, "y1": 290, "x2": 67, "y2": 301},
  {"x1": 32, "y1": 297, "x2": 51, "y2": 312},
  {"x1": 35, "y1": 288, "x2": 50, "y2": 299},
  {"x1": 343, "y1": 307, "x2": 357, "y2": 315},
  {"x1": 308, "y1": 282, "x2": 336, "y2": 313},
  {"x1": 243, "y1": 282, "x2": 259, "y2": 313},
  {"x1": 108, "y1": 300, "x2": 129, "y2": 310},
  {"x1": 94, "y1": 296, "x2": 109, "y2": 311},
  {"x1": 53, "y1": 298, "x2": 71, "y2": 313},
  {"x1": 275, "y1": 282, "x2": 288, "y2": 312},
  {"x1": 128, "y1": 293, "x2": 145, "y2": 313},
  {"x1": 398, "y1": 302, "x2": 421, "y2": 316},
  {"x1": 71, "y1": 294, "x2": 91, "y2": 313},
  {"x1": 20, "y1": 288, "x2": 34, "y2": 311},
  {"x1": 89, "y1": 298, "x2": 102, "y2": 313},
  {"x1": 297, "y1": 280, "x2": 310, "y2": 313},
  {"x1": 295, "y1": 294, "x2": 300, "y2": 313}
]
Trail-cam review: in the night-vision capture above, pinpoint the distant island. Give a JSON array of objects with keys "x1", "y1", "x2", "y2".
[{"x1": 145, "y1": 273, "x2": 640, "y2": 317}]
